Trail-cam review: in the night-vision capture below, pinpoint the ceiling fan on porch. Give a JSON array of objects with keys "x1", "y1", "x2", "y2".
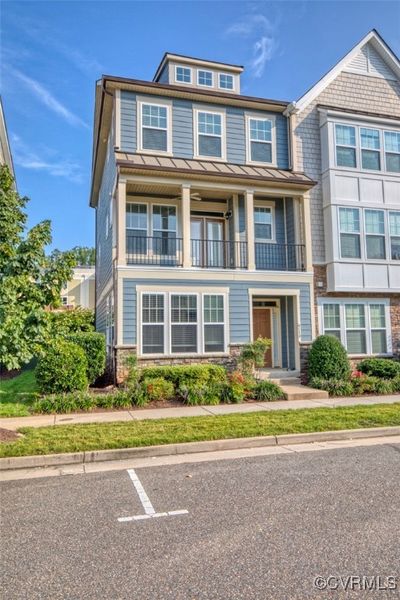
[{"x1": 171, "y1": 192, "x2": 202, "y2": 202}]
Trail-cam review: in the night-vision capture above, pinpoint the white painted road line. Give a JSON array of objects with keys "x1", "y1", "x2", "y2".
[{"x1": 118, "y1": 468, "x2": 188, "y2": 523}]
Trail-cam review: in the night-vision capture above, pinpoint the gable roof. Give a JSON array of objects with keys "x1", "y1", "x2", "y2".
[{"x1": 292, "y1": 29, "x2": 400, "y2": 113}]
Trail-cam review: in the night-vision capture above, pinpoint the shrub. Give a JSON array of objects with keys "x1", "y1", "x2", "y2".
[
  {"x1": 65, "y1": 332, "x2": 106, "y2": 385},
  {"x1": 47, "y1": 308, "x2": 94, "y2": 335},
  {"x1": 33, "y1": 392, "x2": 94, "y2": 414},
  {"x1": 357, "y1": 358, "x2": 400, "y2": 379},
  {"x1": 307, "y1": 335, "x2": 351, "y2": 382},
  {"x1": 309, "y1": 377, "x2": 353, "y2": 397},
  {"x1": 238, "y1": 337, "x2": 272, "y2": 375},
  {"x1": 252, "y1": 380, "x2": 284, "y2": 402},
  {"x1": 223, "y1": 371, "x2": 246, "y2": 403},
  {"x1": 179, "y1": 383, "x2": 220, "y2": 406},
  {"x1": 36, "y1": 339, "x2": 88, "y2": 394},
  {"x1": 140, "y1": 364, "x2": 227, "y2": 392},
  {"x1": 141, "y1": 377, "x2": 174, "y2": 402},
  {"x1": 369, "y1": 377, "x2": 395, "y2": 395}
]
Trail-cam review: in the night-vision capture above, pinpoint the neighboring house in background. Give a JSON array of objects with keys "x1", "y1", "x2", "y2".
[
  {"x1": 60, "y1": 266, "x2": 95, "y2": 310},
  {"x1": 287, "y1": 30, "x2": 400, "y2": 360},
  {"x1": 0, "y1": 97, "x2": 15, "y2": 184},
  {"x1": 90, "y1": 53, "x2": 316, "y2": 381}
]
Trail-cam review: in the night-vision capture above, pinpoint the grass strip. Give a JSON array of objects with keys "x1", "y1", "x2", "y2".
[
  {"x1": 0, "y1": 403, "x2": 399, "y2": 458},
  {"x1": 0, "y1": 370, "x2": 38, "y2": 417}
]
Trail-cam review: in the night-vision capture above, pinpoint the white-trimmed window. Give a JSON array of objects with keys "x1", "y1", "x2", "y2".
[
  {"x1": 335, "y1": 124, "x2": 356, "y2": 168},
  {"x1": 142, "y1": 294, "x2": 165, "y2": 354},
  {"x1": 320, "y1": 300, "x2": 390, "y2": 356},
  {"x1": 171, "y1": 294, "x2": 198, "y2": 354},
  {"x1": 254, "y1": 206, "x2": 273, "y2": 241},
  {"x1": 152, "y1": 205, "x2": 177, "y2": 256},
  {"x1": 195, "y1": 110, "x2": 224, "y2": 159},
  {"x1": 247, "y1": 118, "x2": 273, "y2": 164},
  {"x1": 364, "y1": 209, "x2": 385, "y2": 259},
  {"x1": 203, "y1": 295, "x2": 225, "y2": 352},
  {"x1": 219, "y1": 73, "x2": 233, "y2": 90},
  {"x1": 138, "y1": 101, "x2": 171, "y2": 153},
  {"x1": 385, "y1": 131, "x2": 400, "y2": 173},
  {"x1": 126, "y1": 203, "x2": 148, "y2": 253},
  {"x1": 198, "y1": 70, "x2": 213, "y2": 86},
  {"x1": 61, "y1": 296, "x2": 68, "y2": 306},
  {"x1": 360, "y1": 128, "x2": 381, "y2": 170},
  {"x1": 175, "y1": 66, "x2": 191, "y2": 84},
  {"x1": 389, "y1": 211, "x2": 400, "y2": 260},
  {"x1": 339, "y1": 207, "x2": 360, "y2": 258}
]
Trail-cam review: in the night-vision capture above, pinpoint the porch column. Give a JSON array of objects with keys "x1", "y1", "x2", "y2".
[
  {"x1": 117, "y1": 179, "x2": 126, "y2": 265},
  {"x1": 301, "y1": 192, "x2": 313, "y2": 272},
  {"x1": 181, "y1": 184, "x2": 191, "y2": 268},
  {"x1": 245, "y1": 189, "x2": 255, "y2": 270}
]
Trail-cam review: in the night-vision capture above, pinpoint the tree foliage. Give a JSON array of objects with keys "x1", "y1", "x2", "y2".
[
  {"x1": 0, "y1": 166, "x2": 76, "y2": 370},
  {"x1": 52, "y1": 245, "x2": 95, "y2": 266}
]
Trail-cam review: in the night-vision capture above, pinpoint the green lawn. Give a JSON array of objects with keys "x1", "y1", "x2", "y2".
[
  {"x1": 1, "y1": 403, "x2": 399, "y2": 458},
  {"x1": 0, "y1": 370, "x2": 38, "y2": 417}
]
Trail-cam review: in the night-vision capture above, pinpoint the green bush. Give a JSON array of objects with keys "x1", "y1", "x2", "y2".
[
  {"x1": 35, "y1": 339, "x2": 88, "y2": 394},
  {"x1": 391, "y1": 376, "x2": 400, "y2": 393},
  {"x1": 65, "y1": 332, "x2": 106, "y2": 384},
  {"x1": 141, "y1": 377, "x2": 175, "y2": 402},
  {"x1": 179, "y1": 383, "x2": 221, "y2": 406},
  {"x1": 357, "y1": 358, "x2": 400, "y2": 379},
  {"x1": 47, "y1": 308, "x2": 94, "y2": 335},
  {"x1": 33, "y1": 392, "x2": 94, "y2": 414},
  {"x1": 140, "y1": 364, "x2": 227, "y2": 391},
  {"x1": 95, "y1": 390, "x2": 133, "y2": 409},
  {"x1": 252, "y1": 380, "x2": 284, "y2": 401},
  {"x1": 307, "y1": 335, "x2": 351, "y2": 381},
  {"x1": 309, "y1": 377, "x2": 353, "y2": 397},
  {"x1": 238, "y1": 337, "x2": 272, "y2": 375}
]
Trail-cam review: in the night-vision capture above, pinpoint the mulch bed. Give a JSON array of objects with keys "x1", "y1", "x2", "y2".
[{"x1": 0, "y1": 428, "x2": 20, "y2": 443}]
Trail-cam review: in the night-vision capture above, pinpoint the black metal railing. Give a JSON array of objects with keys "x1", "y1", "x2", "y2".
[
  {"x1": 191, "y1": 239, "x2": 248, "y2": 269},
  {"x1": 126, "y1": 235, "x2": 183, "y2": 266},
  {"x1": 255, "y1": 242, "x2": 305, "y2": 271}
]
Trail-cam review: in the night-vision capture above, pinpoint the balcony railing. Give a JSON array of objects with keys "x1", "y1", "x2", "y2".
[
  {"x1": 126, "y1": 235, "x2": 183, "y2": 266},
  {"x1": 191, "y1": 239, "x2": 248, "y2": 269},
  {"x1": 255, "y1": 242, "x2": 305, "y2": 271}
]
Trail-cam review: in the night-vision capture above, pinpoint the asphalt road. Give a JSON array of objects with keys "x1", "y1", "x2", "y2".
[{"x1": 1, "y1": 443, "x2": 400, "y2": 600}]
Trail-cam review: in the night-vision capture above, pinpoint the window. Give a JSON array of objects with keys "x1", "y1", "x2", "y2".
[
  {"x1": 198, "y1": 70, "x2": 213, "y2": 86},
  {"x1": 254, "y1": 207, "x2": 273, "y2": 241},
  {"x1": 171, "y1": 295, "x2": 197, "y2": 353},
  {"x1": 320, "y1": 300, "x2": 390, "y2": 355},
  {"x1": 126, "y1": 203, "x2": 148, "y2": 254},
  {"x1": 61, "y1": 296, "x2": 68, "y2": 306},
  {"x1": 196, "y1": 111, "x2": 224, "y2": 158},
  {"x1": 339, "y1": 207, "x2": 360, "y2": 258},
  {"x1": 335, "y1": 124, "x2": 356, "y2": 168},
  {"x1": 142, "y1": 294, "x2": 165, "y2": 354},
  {"x1": 152, "y1": 205, "x2": 177, "y2": 256},
  {"x1": 140, "y1": 103, "x2": 169, "y2": 153},
  {"x1": 385, "y1": 131, "x2": 400, "y2": 173},
  {"x1": 219, "y1": 73, "x2": 233, "y2": 90},
  {"x1": 203, "y1": 295, "x2": 225, "y2": 352},
  {"x1": 389, "y1": 211, "x2": 400, "y2": 260},
  {"x1": 175, "y1": 66, "x2": 191, "y2": 83},
  {"x1": 360, "y1": 128, "x2": 381, "y2": 170},
  {"x1": 364, "y1": 209, "x2": 385, "y2": 259},
  {"x1": 248, "y1": 118, "x2": 273, "y2": 164}
]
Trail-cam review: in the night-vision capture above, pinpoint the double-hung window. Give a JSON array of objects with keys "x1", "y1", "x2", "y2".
[
  {"x1": 360, "y1": 128, "x2": 381, "y2": 170},
  {"x1": 389, "y1": 211, "x2": 400, "y2": 260},
  {"x1": 196, "y1": 111, "x2": 224, "y2": 158},
  {"x1": 370, "y1": 304, "x2": 387, "y2": 354},
  {"x1": 345, "y1": 304, "x2": 366, "y2": 354},
  {"x1": 152, "y1": 205, "x2": 177, "y2": 256},
  {"x1": 171, "y1": 295, "x2": 197, "y2": 353},
  {"x1": 364, "y1": 209, "x2": 385, "y2": 259},
  {"x1": 339, "y1": 207, "x2": 360, "y2": 258},
  {"x1": 126, "y1": 203, "x2": 148, "y2": 254},
  {"x1": 219, "y1": 73, "x2": 233, "y2": 90},
  {"x1": 254, "y1": 207, "x2": 273, "y2": 241},
  {"x1": 140, "y1": 102, "x2": 170, "y2": 153},
  {"x1": 248, "y1": 118, "x2": 273, "y2": 164},
  {"x1": 203, "y1": 295, "x2": 225, "y2": 352},
  {"x1": 384, "y1": 131, "x2": 400, "y2": 173},
  {"x1": 142, "y1": 294, "x2": 165, "y2": 354},
  {"x1": 322, "y1": 304, "x2": 341, "y2": 340},
  {"x1": 175, "y1": 66, "x2": 191, "y2": 84},
  {"x1": 335, "y1": 124, "x2": 356, "y2": 168},
  {"x1": 198, "y1": 70, "x2": 213, "y2": 86}
]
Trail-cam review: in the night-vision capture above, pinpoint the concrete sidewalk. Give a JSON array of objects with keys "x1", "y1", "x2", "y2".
[{"x1": 0, "y1": 395, "x2": 398, "y2": 431}]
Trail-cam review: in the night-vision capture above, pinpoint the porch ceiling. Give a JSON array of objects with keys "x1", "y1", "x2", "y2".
[{"x1": 126, "y1": 182, "x2": 232, "y2": 200}]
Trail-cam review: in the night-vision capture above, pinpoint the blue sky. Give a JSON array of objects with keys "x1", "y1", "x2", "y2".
[{"x1": 2, "y1": 0, "x2": 399, "y2": 251}]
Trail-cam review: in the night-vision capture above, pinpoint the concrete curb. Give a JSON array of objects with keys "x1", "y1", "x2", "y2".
[{"x1": 1, "y1": 426, "x2": 399, "y2": 472}]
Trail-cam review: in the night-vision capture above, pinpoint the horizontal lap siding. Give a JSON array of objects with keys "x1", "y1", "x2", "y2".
[
  {"x1": 96, "y1": 295, "x2": 107, "y2": 335},
  {"x1": 123, "y1": 279, "x2": 136, "y2": 344},
  {"x1": 275, "y1": 115, "x2": 289, "y2": 170},
  {"x1": 120, "y1": 91, "x2": 136, "y2": 153},
  {"x1": 227, "y1": 107, "x2": 245, "y2": 164},
  {"x1": 173, "y1": 99, "x2": 193, "y2": 158}
]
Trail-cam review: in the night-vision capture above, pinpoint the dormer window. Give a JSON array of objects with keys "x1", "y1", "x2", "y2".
[
  {"x1": 219, "y1": 73, "x2": 234, "y2": 90},
  {"x1": 138, "y1": 99, "x2": 172, "y2": 154},
  {"x1": 175, "y1": 66, "x2": 191, "y2": 84},
  {"x1": 198, "y1": 70, "x2": 213, "y2": 87}
]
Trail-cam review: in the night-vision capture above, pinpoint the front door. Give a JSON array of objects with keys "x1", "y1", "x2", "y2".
[{"x1": 252, "y1": 308, "x2": 272, "y2": 367}]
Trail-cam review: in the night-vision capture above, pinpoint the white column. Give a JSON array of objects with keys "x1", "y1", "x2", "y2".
[
  {"x1": 117, "y1": 179, "x2": 126, "y2": 265},
  {"x1": 181, "y1": 184, "x2": 191, "y2": 268},
  {"x1": 301, "y1": 192, "x2": 313, "y2": 272},
  {"x1": 245, "y1": 190, "x2": 255, "y2": 270}
]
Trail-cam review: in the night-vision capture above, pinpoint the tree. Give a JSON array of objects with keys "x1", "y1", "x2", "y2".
[
  {"x1": 52, "y1": 245, "x2": 95, "y2": 266},
  {"x1": 0, "y1": 166, "x2": 76, "y2": 370}
]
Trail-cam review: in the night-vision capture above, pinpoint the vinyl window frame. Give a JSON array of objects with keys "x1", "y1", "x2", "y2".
[
  {"x1": 193, "y1": 107, "x2": 226, "y2": 161},
  {"x1": 360, "y1": 127, "x2": 381, "y2": 171},
  {"x1": 137, "y1": 98, "x2": 172, "y2": 155},
  {"x1": 197, "y1": 69, "x2": 213, "y2": 87},
  {"x1": 175, "y1": 65, "x2": 192, "y2": 85},
  {"x1": 384, "y1": 130, "x2": 400, "y2": 173},
  {"x1": 245, "y1": 114, "x2": 276, "y2": 167},
  {"x1": 389, "y1": 211, "x2": 400, "y2": 261},
  {"x1": 218, "y1": 73, "x2": 234, "y2": 90},
  {"x1": 364, "y1": 208, "x2": 386, "y2": 260},
  {"x1": 254, "y1": 204, "x2": 275, "y2": 243},
  {"x1": 338, "y1": 206, "x2": 361, "y2": 260}
]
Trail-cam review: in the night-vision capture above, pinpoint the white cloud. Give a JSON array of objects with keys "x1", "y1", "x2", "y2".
[
  {"x1": 8, "y1": 68, "x2": 88, "y2": 129},
  {"x1": 225, "y1": 13, "x2": 277, "y2": 78}
]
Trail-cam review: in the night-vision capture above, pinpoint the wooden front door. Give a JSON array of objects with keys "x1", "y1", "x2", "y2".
[{"x1": 252, "y1": 308, "x2": 272, "y2": 367}]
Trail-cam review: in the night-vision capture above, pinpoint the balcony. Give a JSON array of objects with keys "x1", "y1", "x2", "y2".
[
  {"x1": 255, "y1": 242, "x2": 305, "y2": 272},
  {"x1": 126, "y1": 235, "x2": 183, "y2": 266},
  {"x1": 191, "y1": 239, "x2": 248, "y2": 269}
]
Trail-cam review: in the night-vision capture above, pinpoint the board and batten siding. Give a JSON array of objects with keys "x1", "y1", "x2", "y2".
[{"x1": 118, "y1": 92, "x2": 289, "y2": 169}]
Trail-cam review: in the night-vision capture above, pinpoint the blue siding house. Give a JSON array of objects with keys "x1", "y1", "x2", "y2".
[{"x1": 89, "y1": 53, "x2": 316, "y2": 382}]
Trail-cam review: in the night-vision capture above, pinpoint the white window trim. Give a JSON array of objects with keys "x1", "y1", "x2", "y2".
[
  {"x1": 197, "y1": 69, "x2": 214, "y2": 87},
  {"x1": 137, "y1": 289, "x2": 229, "y2": 358},
  {"x1": 218, "y1": 72, "x2": 234, "y2": 90},
  {"x1": 364, "y1": 208, "x2": 386, "y2": 261},
  {"x1": 254, "y1": 203, "x2": 276, "y2": 243},
  {"x1": 360, "y1": 127, "x2": 382, "y2": 171},
  {"x1": 384, "y1": 130, "x2": 400, "y2": 173},
  {"x1": 334, "y1": 123, "x2": 357, "y2": 169},
  {"x1": 338, "y1": 206, "x2": 361, "y2": 261},
  {"x1": 245, "y1": 114, "x2": 276, "y2": 167},
  {"x1": 126, "y1": 199, "x2": 180, "y2": 260},
  {"x1": 193, "y1": 107, "x2": 226, "y2": 161},
  {"x1": 136, "y1": 98, "x2": 172, "y2": 156},
  {"x1": 317, "y1": 298, "x2": 392, "y2": 357},
  {"x1": 174, "y1": 65, "x2": 192, "y2": 85}
]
